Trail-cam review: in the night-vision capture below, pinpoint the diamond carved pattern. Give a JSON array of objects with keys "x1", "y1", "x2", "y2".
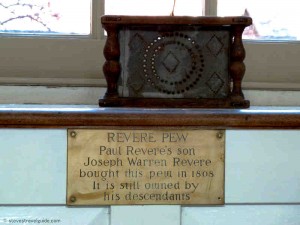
[
  {"x1": 162, "y1": 51, "x2": 180, "y2": 73},
  {"x1": 129, "y1": 33, "x2": 146, "y2": 50},
  {"x1": 206, "y1": 35, "x2": 224, "y2": 57},
  {"x1": 128, "y1": 76, "x2": 144, "y2": 92},
  {"x1": 206, "y1": 72, "x2": 225, "y2": 95}
]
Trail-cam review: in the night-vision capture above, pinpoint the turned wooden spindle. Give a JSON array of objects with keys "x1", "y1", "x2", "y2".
[
  {"x1": 230, "y1": 25, "x2": 247, "y2": 104},
  {"x1": 102, "y1": 24, "x2": 121, "y2": 99}
]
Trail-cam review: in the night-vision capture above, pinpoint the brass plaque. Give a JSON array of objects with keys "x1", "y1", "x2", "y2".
[{"x1": 67, "y1": 129, "x2": 225, "y2": 205}]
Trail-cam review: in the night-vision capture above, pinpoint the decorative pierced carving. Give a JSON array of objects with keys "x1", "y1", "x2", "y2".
[
  {"x1": 138, "y1": 31, "x2": 206, "y2": 96},
  {"x1": 121, "y1": 29, "x2": 229, "y2": 99},
  {"x1": 100, "y1": 16, "x2": 252, "y2": 108}
]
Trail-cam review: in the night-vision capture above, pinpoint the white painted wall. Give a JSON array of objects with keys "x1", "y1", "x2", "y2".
[
  {"x1": 0, "y1": 86, "x2": 300, "y2": 106},
  {"x1": 0, "y1": 129, "x2": 299, "y2": 224},
  {"x1": 182, "y1": 205, "x2": 300, "y2": 225}
]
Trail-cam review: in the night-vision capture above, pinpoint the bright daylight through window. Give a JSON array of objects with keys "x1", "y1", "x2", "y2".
[
  {"x1": 1, "y1": 0, "x2": 298, "y2": 39},
  {"x1": 105, "y1": 0, "x2": 203, "y2": 16},
  {"x1": 0, "y1": 0, "x2": 91, "y2": 35},
  {"x1": 106, "y1": 0, "x2": 299, "y2": 41},
  {"x1": 218, "y1": 0, "x2": 299, "y2": 40}
]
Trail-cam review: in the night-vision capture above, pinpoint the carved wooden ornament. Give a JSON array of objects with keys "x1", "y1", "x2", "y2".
[{"x1": 100, "y1": 16, "x2": 252, "y2": 108}]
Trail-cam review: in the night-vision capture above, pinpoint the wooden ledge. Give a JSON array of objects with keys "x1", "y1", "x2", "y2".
[
  {"x1": 102, "y1": 15, "x2": 252, "y2": 26},
  {"x1": 0, "y1": 105, "x2": 300, "y2": 129}
]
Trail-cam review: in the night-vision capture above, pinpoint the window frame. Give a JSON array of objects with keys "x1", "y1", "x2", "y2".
[{"x1": 0, "y1": 0, "x2": 299, "y2": 90}]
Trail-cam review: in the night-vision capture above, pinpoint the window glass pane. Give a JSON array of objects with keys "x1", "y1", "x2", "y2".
[
  {"x1": 0, "y1": 0, "x2": 91, "y2": 35},
  {"x1": 105, "y1": 0, "x2": 203, "y2": 16},
  {"x1": 218, "y1": 0, "x2": 299, "y2": 40}
]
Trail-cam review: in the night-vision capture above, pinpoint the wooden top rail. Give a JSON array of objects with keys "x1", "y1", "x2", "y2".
[
  {"x1": 0, "y1": 105, "x2": 300, "y2": 129},
  {"x1": 101, "y1": 15, "x2": 252, "y2": 26}
]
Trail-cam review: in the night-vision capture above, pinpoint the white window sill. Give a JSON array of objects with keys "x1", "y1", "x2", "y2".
[{"x1": 0, "y1": 85, "x2": 299, "y2": 106}]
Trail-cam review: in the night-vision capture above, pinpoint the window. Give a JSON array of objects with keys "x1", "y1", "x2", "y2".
[
  {"x1": 1, "y1": 0, "x2": 299, "y2": 90},
  {"x1": 218, "y1": 0, "x2": 300, "y2": 41},
  {"x1": 217, "y1": 0, "x2": 300, "y2": 90},
  {"x1": 0, "y1": 0, "x2": 91, "y2": 35},
  {"x1": 0, "y1": 0, "x2": 105, "y2": 86}
]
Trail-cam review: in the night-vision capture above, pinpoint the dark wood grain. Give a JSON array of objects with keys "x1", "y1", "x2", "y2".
[
  {"x1": 0, "y1": 106, "x2": 300, "y2": 129},
  {"x1": 99, "y1": 98, "x2": 250, "y2": 108},
  {"x1": 101, "y1": 16, "x2": 252, "y2": 26}
]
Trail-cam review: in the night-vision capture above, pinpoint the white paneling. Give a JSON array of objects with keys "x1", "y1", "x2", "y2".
[
  {"x1": 226, "y1": 130, "x2": 300, "y2": 203},
  {"x1": 244, "y1": 90, "x2": 300, "y2": 106},
  {"x1": 182, "y1": 205, "x2": 300, "y2": 225},
  {"x1": 0, "y1": 130, "x2": 66, "y2": 204},
  {"x1": 111, "y1": 206, "x2": 181, "y2": 225},
  {"x1": 0, "y1": 38, "x2": 105, "y2": 85},
  {"x1": 0, "y1": 206, "x2": 109, "y2": 225},
  {"x1": 1, "y1": 86, "x2": 300, "y2": 106},
  {"x1": 1, "y1": 129, "x2": 300, "y2": 206},
  {"x1": 0, "y1": 86, "x2": 105, "y2": 105}
]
